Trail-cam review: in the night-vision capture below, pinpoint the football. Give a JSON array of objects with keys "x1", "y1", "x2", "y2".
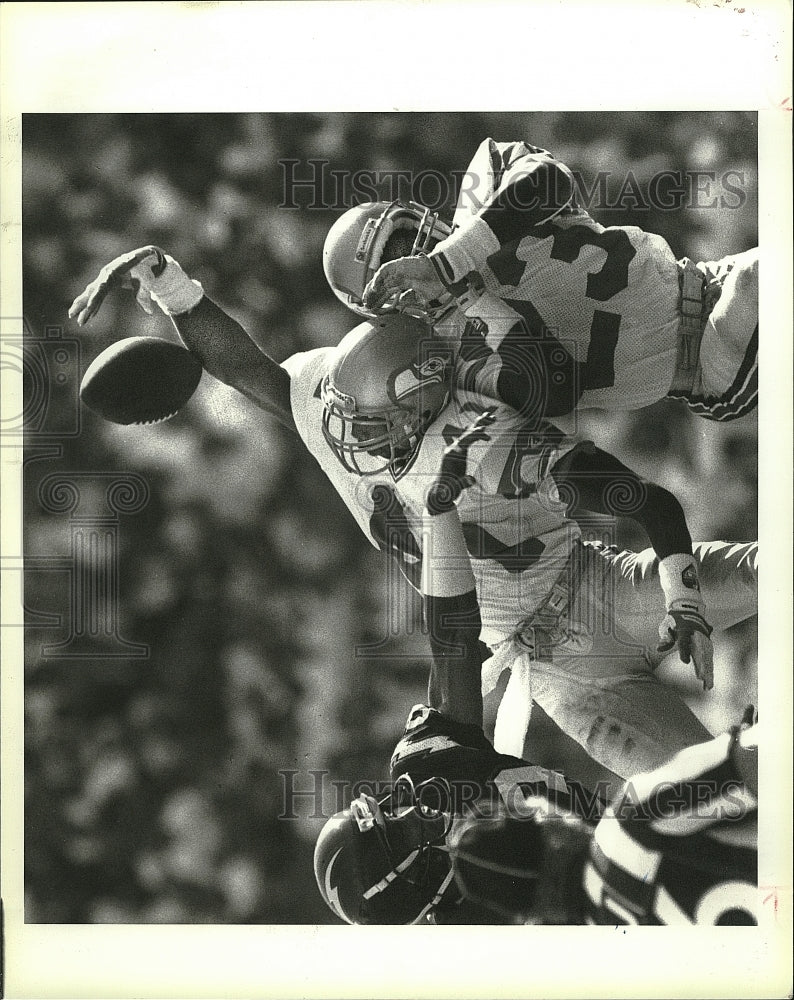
[{"x1": 80, "y1": 336, "x2": 203, "y2": 425}]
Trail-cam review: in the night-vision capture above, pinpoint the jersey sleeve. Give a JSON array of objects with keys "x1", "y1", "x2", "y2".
[
  {"x1": 432, "y1": 138, "x2": 577, "y2": 288},
  {"x1": 281, "y1": 348, "x2": 322, "y2": 382},
  {"x1": 281, "y1": 347, "x2": 330, "y2": 440}
]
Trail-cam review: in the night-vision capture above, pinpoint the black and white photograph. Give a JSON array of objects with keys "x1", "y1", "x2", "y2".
[{"x1": 1, "y1": 3, "x2": 792, "y2": 998}]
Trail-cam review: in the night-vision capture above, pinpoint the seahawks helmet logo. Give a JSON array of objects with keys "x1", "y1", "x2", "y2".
[
  {"x1": 392, "y1": 354, "x2": 450, "y2": 402},
  {"x1": 324, "y1": 847, "x2": 345, "y2": 918}
]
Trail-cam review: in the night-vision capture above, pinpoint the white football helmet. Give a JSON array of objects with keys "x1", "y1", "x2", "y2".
[
  {"x1": 321, "y1": 312, "x2": 454, "y2": 479},
  {"x1": 322, "y1": 200, "x2": 454, "y2": 318}
]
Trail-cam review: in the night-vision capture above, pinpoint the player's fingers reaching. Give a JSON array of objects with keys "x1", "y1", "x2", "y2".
[
  {"x1": 656, "y1": 617, "x2": 676, "y2": 656},
  {"x1": 690, "y1": 633, "x2": 714, "y2": 692},
  {"x1": 68, "y1": 246, "x2": 166, "y2": 326},
  {"x1": 393, "y1": 289, "x2": 425, "y2": 314},
  {"x1": 363, "y1": 255, "x2": 444, "y2": 312},
  {"x1": 442, "y1": 410, "x2": 496, "y2": 459},
  {"x1": 680, "y1": 631, "x2": 713, "y2": 690},
  {"x1": 361, "y1": 257, "x2": 412, "y2": 310},
  {"x1": 428, "y1": 410, "x2": 498, "y2": 514},
  {"x1": 68, "y1": 279, "x2": 109, "y2": 326},
  {"x1": 657, "y1": 604, "x2": 714, "y2": 691}
]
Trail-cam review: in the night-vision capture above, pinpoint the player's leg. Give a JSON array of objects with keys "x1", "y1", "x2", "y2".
[
  {"x1": 529, "y1": 651, "x2": 713, "y2": 780},
  {"x1": 694, "y1": 247, "x2": 758, "y2": 420},
  {"x1": 519, "y1": 702, "x2": 624, "y2": 798},
  {"x1": 482, "y1": 544, "x2": 713, "y2": 778}
]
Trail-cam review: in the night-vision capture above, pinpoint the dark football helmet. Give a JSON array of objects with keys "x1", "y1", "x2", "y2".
[
  {"x1": 313, "y1": 785, "x2": 455, "y2": 924},
  {"x1": 321, "y1": 312, "x2": 454, "y2": 478},
  {"x1": 448, "y1": 799, "x2": 593, "y2": 924},
  {"x1": 322, "y1": 200, "x2": 454, "y2": 318}
]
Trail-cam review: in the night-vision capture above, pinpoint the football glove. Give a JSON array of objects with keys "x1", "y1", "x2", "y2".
[
  {"x1": 425, "y1": 409, "x2": 497, "y2": 515},
  {"x1": 390, "y1": 704, "x2": 524, "y2": 795},
  {"x1": 68, "y1": 246, "x2": 204, "y2": 326},
  {"x1": 657, "y1": 553, "x2": 714, "y2": 691},
  {"x1": 362, "y1": 254, "x2": 446, "y2": 313}
]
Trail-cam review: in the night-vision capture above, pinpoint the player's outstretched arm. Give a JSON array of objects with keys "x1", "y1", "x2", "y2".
[
  {"x1": 69, "y1": 246, "x2": 295, "y2": 433},
  {"x1": 171, "y1": 298, "x2": 295, "y2": 432},
  {"x1": 550, "y1": 441, "x2": 714, "y2": 691}
]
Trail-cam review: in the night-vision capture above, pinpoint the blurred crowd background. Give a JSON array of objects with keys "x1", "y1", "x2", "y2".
[{"x1": 20, "y1": 111, "x2": 758, "y2": 924}]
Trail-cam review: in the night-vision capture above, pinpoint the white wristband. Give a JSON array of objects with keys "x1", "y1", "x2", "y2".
[
  {"x1": 149, "y1": 255, "x2": 205, "y2": 316},
  {"x1": 658, "y1": 552, "x2": 702, "y2": 608},
  {"x1": 429, "y1": 216, "x2": 500, "y2": 284}
]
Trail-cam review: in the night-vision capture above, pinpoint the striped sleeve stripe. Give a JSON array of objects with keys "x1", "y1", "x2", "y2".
[
  {"x1": 582, "y1": 860, "x2": 604, "y2": 908},
  {"x1": 609, "y1": 738, "x2": 757, "y2": 854},
  {"x1": 671, "y1": 325, "x2": 758, "y2": 421},
  {"x1": 649, "y1": 783, "x2": 758, "y2": 838},
  {"x1": 431, "y1": 251, "x2": 456, "y2": 285}
]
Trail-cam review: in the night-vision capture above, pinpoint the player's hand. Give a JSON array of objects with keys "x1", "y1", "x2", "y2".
[
  {"x1": 657, "y1": 600, "x2": 714, "y2": 691},
  {"x1": 657, "y1": 553, "x2": 714, "y2": 691},
  {"x1": 425, "y1": 409, "x2": 497, "y2": 515},
  {"x1": 68, "y1": 246, "x2": 167, "y2": 326},
  {"x1": 362, "y1": 254, "x2": 445, "y2": 313}
]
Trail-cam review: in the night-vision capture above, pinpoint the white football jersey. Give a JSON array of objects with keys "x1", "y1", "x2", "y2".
[
  {"x1": 284, "y1": 347, "x2": 580, "y2": 645},
  {"x1": 430, "y1": 138, "x2": 684, "y2": 412}
]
